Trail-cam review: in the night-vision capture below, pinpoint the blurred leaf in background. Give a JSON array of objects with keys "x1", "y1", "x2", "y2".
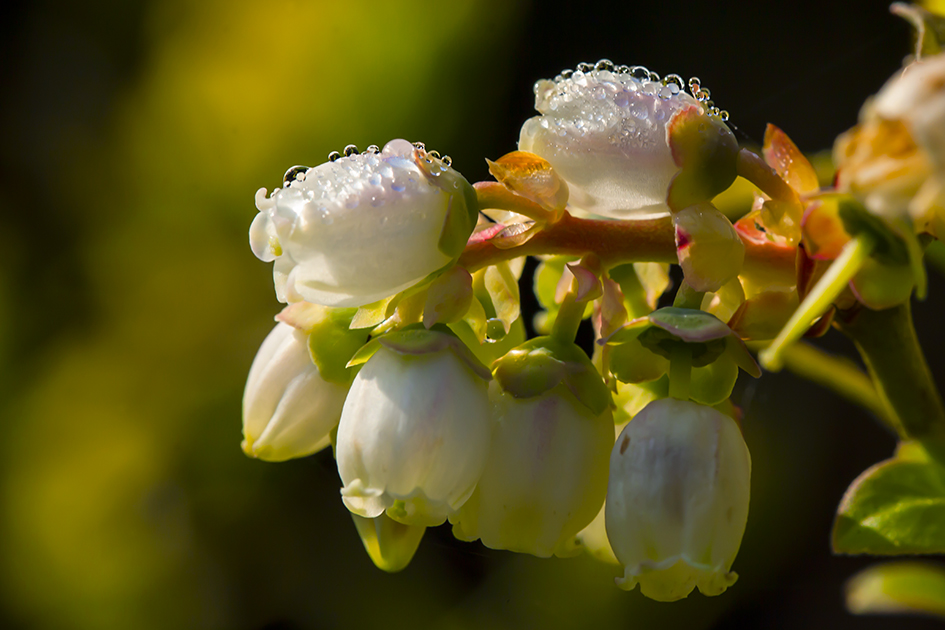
[{"x1": 0, "y1": 1, "x2": 519, "y2": 628}]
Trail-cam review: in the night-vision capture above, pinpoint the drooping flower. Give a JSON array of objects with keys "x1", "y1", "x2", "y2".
[
  {"x1": 250, "y1": 140, "x2": 478, "y2": 307},
  {"x1": 518, "y1": 62, "x2": 738, "y2": 219},
  {"x1": 336, "y1": 329, "x2": 492, "y2": 527},
  {"x1": 449, "y1": 375, "x2": 613, "y2": 558},
  {"x1": 606, "y1": 397, "x2": 751, "y2": 601},
  {"x1": 242, "y1": 322, "x2": 348, "y2": 462}
]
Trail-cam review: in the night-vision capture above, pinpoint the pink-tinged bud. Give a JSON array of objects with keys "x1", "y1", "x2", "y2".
[{"x1": 606, "y1": 398, "x2": 751, "y2": 601}]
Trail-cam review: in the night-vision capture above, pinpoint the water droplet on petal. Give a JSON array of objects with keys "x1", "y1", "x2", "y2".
[
  {"x1": 630, "y1": 66, "x2": 650, "y2": 81},
  {"x1": 344, "y1": 144, "x2": 359, "y2": 157},
  {"x1": 282, "y1": 165, "x2": 309, "y2": 185},
  {"x1": 366, "y1": 144, "x2": 380, "y2": 154},
  {"x1": 648, "y1": 71, "x2": 660, "y2": 82},
  {"x1": 662, "y1": 74, "x2": 684, "y2": 90},
  {"x1": 595, "y1": 58, "x2": 614, "y2": 71},
  {"x1": 442, "y1": 155, "x2": 452, "y2": 167},
  {"x1": 719, "y1": 110, "x2": 730, "y2": 122},
  {"x1": 576, "y1": 61, "x2": 593, "y2": 72},
  {"x1": 327, "y1": 151, "x2": 341, "y2": 162},
  {"x1": 561, "y1": 68, "x2": 574, "y2": 79},
  {"x1": 616, "y1": 64, "x2": 631, "y2": 74},
  {"x1": 413, "y1": 141, "x2": 426, "y2": 151},
  {"x1": 428, "y1": 150, "x2": 441, "y2": 160}
]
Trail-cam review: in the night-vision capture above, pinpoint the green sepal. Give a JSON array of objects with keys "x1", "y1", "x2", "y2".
[
  {"x1": 666, "y1": 108, "x2": 740, "y2": 211},
  {"x1": 305, "y1": 307, "x2": 371, "y2": 384},
  {"x1": 351, "y1": 512, "x2": 426, "y2": 574},
  {"x1": 437, "y1": 176, "x2": 479, "y2": 259},
  {"x1": 347, "y1": 325, "x2": 491, "y2": 381},
  {"x1": 833, "y1": 454, "x2": 945, "y2": 555},
  {"x1": 351, "y1": 295, "x2": 398, "y2": 329},
  {"x1": 690, "y1": 351, "x2": 739, "y2": 406},
  {"x1": 635, "y1": 307, "x2": 762, "y2": 376},
  {"x1": 846, "y1": 561, "x2": 945, "y2": 619},
  {"x1": 493, "y1": 336, "x2": 612, "y2": 416},
  {"x1": 607, "y1": 325, "x2": 670, "y2": 384}
]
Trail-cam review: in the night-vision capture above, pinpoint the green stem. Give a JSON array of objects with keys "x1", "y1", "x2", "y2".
[
  {"x1": 735, "y1": 148, "x2": 799, "y2": 206},
  {"x1": 760, "y1": 232, "x2": 876, "y2": 371},
  {"x1": 835, "y1": 301, "x2": 945, "y2": 441},
  {"x1": 779, "y1": 342, "x2": 893, "y2": 430},
  {"x1": 668, "y1": 345, "x2": 692, "y2": 401},
  {"x1": 551, "y1": 291, "x2": 585, "y2": 344}
]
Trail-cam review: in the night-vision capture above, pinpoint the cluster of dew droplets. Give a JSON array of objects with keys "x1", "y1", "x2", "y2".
[
  {"x1": 542, "y1": 59, "x2": 730, "y2": 124},
  {"x1": 256, "y1": 140, "x2": 453, "y2": 233}
]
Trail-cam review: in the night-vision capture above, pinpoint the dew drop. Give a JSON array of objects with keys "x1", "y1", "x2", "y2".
[
  {"x1": 560, "y1": 68, "x2": 573, "y2": 79},
  {"x1": 662, "y1": 74, "x2": 684, "y2": 90},
  {"x1": 428, "y1": 150, "x2": 441, "y2": 159},
  {"x1": 413, "y1": 141, "x2": 425, "y2": 151},
  {"x1": 576, "y1": 61, "x2": 593, "y2": 72},
  {"x1": 719, "y1": 110, "x2": 730, "y2": 121},
  {"x1": 366, "y1": 144, "x2": 380, "y2": 154},
  {"x1": 369, "y1": 173, "x2": 382, "y2": 186},
  {"x1": 442, "y1": 155, "x2": 452, "y2": 166},
  {"x1": 659, "y1": 86, "x2": 672, "y2": 99},
  {"x1": 327, "y1": 151, "x2": 341, "y2": 162},
  {"x1": 614, "y1": 91, "x2": 630, "y2": 107},
  {"x1": 282, "y1": 165, "x2": 309, "y2": 185},
  {"x1": 709, "y1": 106, "x2": 721, "y2": 116},
  {"x1": 648, "y1": 71, "x2": 660, "y2": 82},
  {"x1": 595, "y1": 58, "x2": 614, "y2": 71},
  {"x1": 344, "y1": 144, "x2": 359, "y2": 157},
  {"x1": 630, "y1": 65, "x2": 650, "y2": 81},
  {"x1": 391, "y1": 182, "x2": 406, "y2": 192},
  {"x1": 616, "y1": 64, "x2": 631, "y2": 74},
  {"x1": 696, "y1": 88, "x2": 711, "y2": 101}
]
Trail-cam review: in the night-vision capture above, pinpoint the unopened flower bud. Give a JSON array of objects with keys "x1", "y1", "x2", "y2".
[
  {"x1": 242, "y1": 322, "x2": 348, "y2": 462},
  {"x1": 606, "y1": 398, "x2": 751, "y2": 601},
  {"x1": 337, "y1": 330, "x2": 491, "y2": 526},
  {"x1": 250, "y1": 139, "x2": 478, "y2": 307},
  {"x1": 519, "y1": 64, "x2": 736, "y2": 219}
]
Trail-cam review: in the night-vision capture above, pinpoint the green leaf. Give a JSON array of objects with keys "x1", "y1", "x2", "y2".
[
  {"x1": 833, "y1": 457, "x2": 945, "y2": 555},
  {"x1": 846, "y1": 561, "x2": 945, "y2": 618}
]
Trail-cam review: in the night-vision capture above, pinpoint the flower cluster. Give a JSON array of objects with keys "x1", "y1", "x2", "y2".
[{"x1": 242, "y1": 34, "x2": 945, "y2": 601}]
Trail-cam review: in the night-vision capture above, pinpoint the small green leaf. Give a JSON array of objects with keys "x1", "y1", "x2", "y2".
[
  {"x1": 846, "y1": 561, "x2": 945, "y2": 619},
  {"x1": 833, "y1": 457, "x2": 945, "y2": 555},
  {"x1": 307, "y1": 310, "x2": 370, "y2": 384},
  {"x1": 351, "y1": 295, "x2": 397, "y2": 329}
]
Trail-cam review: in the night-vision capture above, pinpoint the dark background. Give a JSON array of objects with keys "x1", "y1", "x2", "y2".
[{"x1": 1, "y1": 1, "x2": 942, "y2": 628}]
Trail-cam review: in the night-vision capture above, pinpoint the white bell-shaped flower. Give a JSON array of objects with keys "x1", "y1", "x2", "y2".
[
  {"x1": 606, "y1": 397, "x2": 750, "y2": 601},
  {"x1": 518, "y1": 63, "x2": 735, "y2": 219},
  {"x1": 250, "y1": 140, "x2": 478, "y2": 307},
  {"x1": 337, "y1": 331, "x2": 491, "y2": 527},
  {"x1": 242, "y1": 322, "x2": 348, "y2": 462},
  {"x1": 450, "y1": 381, "x2": 613, "y2": 558}
]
